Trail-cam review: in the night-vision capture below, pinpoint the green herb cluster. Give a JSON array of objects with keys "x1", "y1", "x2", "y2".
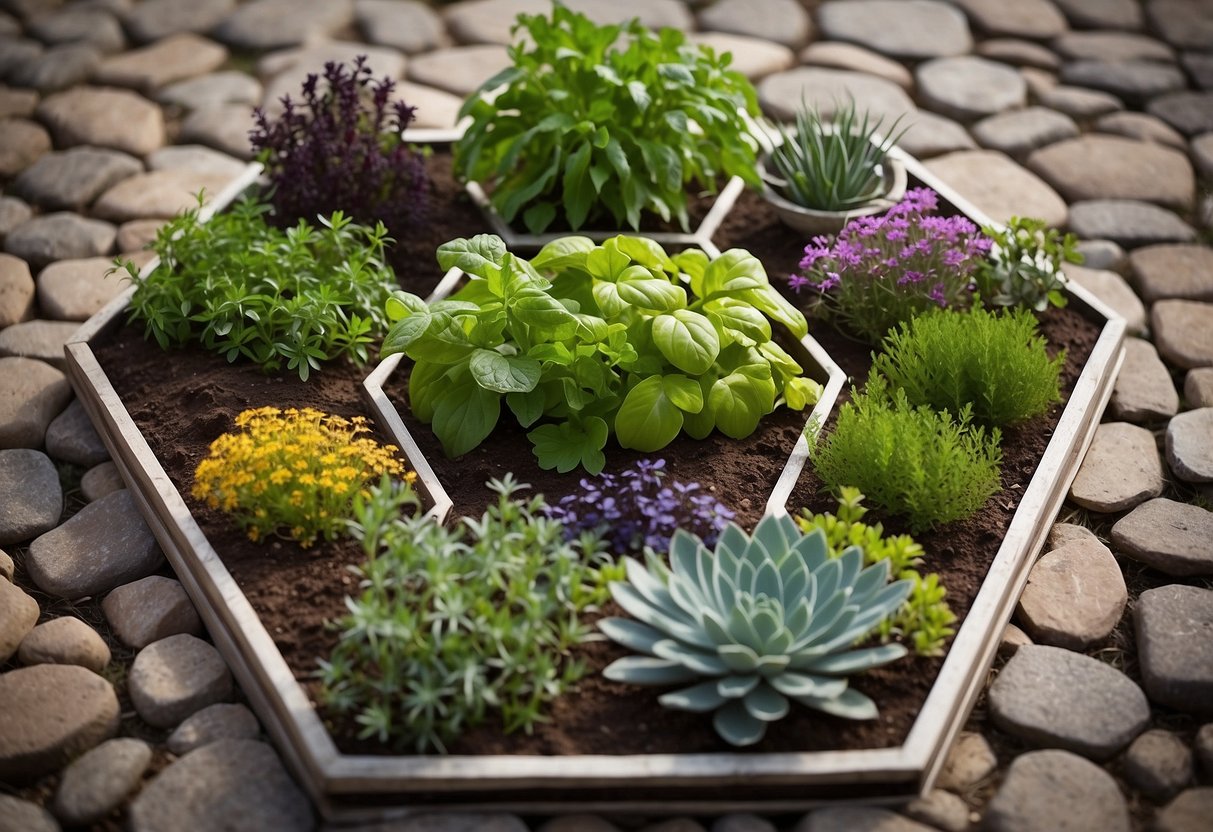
[
  {"x1": 767, "y1": 100, "x2": 906, "y2": 211},
  {"x1": 120, "y1": 198, "x2": 396, "y2": 381},
  {"x1": 975, "y1": 216, "x2": 1082, "y2": 311},
  {"x1": 872, "y1": 306, "x2": 1064, "y2": 427},
  {"x1": 796, "y1": 487, "x2": 957, "y2": 656},
  {"x1": 320, "y1": 475, "x2": 618, "y2": 753},
  {"x1": 811, "y1": 376, "x2": 1002, "y2": 533},
  {"x1": 381, "y1": 234, "x2": 820, "y2": 474},
  {"x1": 454, "y1": 4, "x2": 761, "y2": 233}
]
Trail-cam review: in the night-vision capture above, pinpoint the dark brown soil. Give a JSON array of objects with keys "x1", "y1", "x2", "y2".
[{"x1": 89, "y1": 168, "x2": 1103, "y2": 760}]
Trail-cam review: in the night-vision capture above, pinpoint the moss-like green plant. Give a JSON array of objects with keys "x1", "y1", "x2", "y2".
[
  {"x1": 811, "y1": 377, "x2": 1002, "y2": 533},
  {"x1": 796, "y1": 487, "x2": 957, "y2": 656},
  {"x1": 872, "y1": 306, "x2": 1064, "y2": 427},
  {"x1": 319, "y1": 475, "x2": 619, "y2": 753}
]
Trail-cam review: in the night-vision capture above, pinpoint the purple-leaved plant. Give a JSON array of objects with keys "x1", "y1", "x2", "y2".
[
  {"x1": 546, "y1": 459, "x2": 736, "y2": 555},
  {"x1": 789, "y1": 187, "x2": 992, "y2": 344},
  {"x1": 250, "y1": 56, "x2": 430, "y2": 242}
]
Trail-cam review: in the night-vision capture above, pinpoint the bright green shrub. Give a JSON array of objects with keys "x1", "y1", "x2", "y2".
[
  {"x1": 811, "y1": 377, "x2": 1002, "y2": 532},
  {"x1": 872, "y1": 305, "x2": 1064, "y2": 427}
]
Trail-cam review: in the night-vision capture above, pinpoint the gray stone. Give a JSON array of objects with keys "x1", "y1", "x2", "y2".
[
  {"x1": 12, "y1": 147, "x2": 143, "y2": 212},
  {"x1": 1052, "y1": 0, "x2": 1142, "y2": 29},
  {"x1": 0, "y1": 251, "x2": 33, "y2": 327},
  {"x1": 157, "y1": 71, "x2": 262, "y2": 111},
  {"x1": 0, "y1": 578, "x2": 38, "y2": 662},
  {"x1": 1047, "y1": 521, "x2": 1099, "y2": 550},
  {"x1": 256, "y1": 39, "x2": 406, "y2": 85},
  {"x1": 44, "y1": 399, "x2": 107, "y2": 467},
  {"x1": 9, "y1": 44, "x2": 101, "y2": 93},
  {"x1": 26, "y1": 7, "x2": 124, "y2": 52},
  {"x1": 817, "y1": 0, "x2": 972, "y2": 60},
  {"x1": 129, "y1": 633, "x2": 232, "y2": 728},
  {"x1": 213, "y1": 0, "x2": 353, "y2": 51},
  {"x1": 123, "y1": 0, "x2": 234, "y2": 43},
  {"x1": 1186, "y1": 368, "x2": 1213, "y2": 408},
  {"x1": 983, "y1": 749, "x2": 1130, "y2": 832},
  {"x1": 407, "y1": 44, "x2": 511, "y2": 97},
  {"x1": 642, "y1": 821, "x2": 707, "y2": 832},
  {"x1": 0, "y1": 357, "x2": 71, "y2": 448},
  {"x1": 1193, "y1": 133, "x2": 1213, "y2": 180},
  {"x1": 1016, "y1": 537, "x2": 1127, "y2": 649},
  {"x1": 936, "y1": 730, "x2": 997, "y2": 792},
  {"x1": 1111, "y1": 337, "x2": 1179, "y2": 421},
  {"x1": 355, "y1": 814, "x2": 529, "y2": 832},
  {"x1": 924, "y1": 149, "x2": 1067, "y2": 227},
  {"x1": 1183, "y1": 51, "x2": 1213, "y2": 89},
  {"x1": 27, "y1": 489, "x2": 162, "y2": 599},
  {"x1": 901, "y1": 789, "x2": 969, "y2": 832},
  {"x1": 396, "y1": 81, "x2": 463, "y2": 130},
  {"x1": 1136, "y1": 584, "x2": 1213, "y2": 714},
  {"x1": 36, "y1": 86, "x2": 165, "y2": 157},
  {"x1": 1069, "y1": 422, "x2": 1165, "y2": 512},
  {"x1": 1053, "y1": 31, "x2": 1175, "y2": 63},
  {"x1": 1037, "y1": 84, "x2": 1124, "y2": 119},
  {"x1": 129, "y1": 739, "x2": 312, "y2": 832},
  {"x1": 1155, "y1": 789, "x2": 1213, "y2": 832},
  {"x1": 0, "y1": 37, "x2": 44, "y2": 81},
  {"x1": 0, "y1": 448, "x2": 61, "y2": 544},
  {"x1": 179, "y1": 104, "x2": 256, "y2": 159},
  {"x1": 0, "y1": 795, "x2": 60, "y2": 832},
  {"x1": 52, "y1": 737, "x2": 151, "y2": 826},
  {"x1": 115, "y1": 219, "x2": 164, "y2": 254},
  {"x1": 0, "y1": 548, "x2": 12, "y2": 582},
  {"x1": 1124, "y1": 729, "x2": 1193, "y2": 802},
  {"x1": 990, "y1": 645, "x2": 1150, "y2": 759},
  {"x1": 1149, "y1": 91, "x2": 1213, "y2": 136},
  {"x1": 1166, "y1": 408, "x2": 1213, "y2": 482},
  {"x1": 444, "y1": 0, "x2": 692, "y2": 47},
  {"x1": 1000, "y1": 622, "x2": 1033, "y2": 656},
  {"x1": 0, "y1": 84, "x2": 37, "y2": 118},
  {"x1": 93, "y1": 169, "x2": 234, "y2": 223},
  {"x1": 1060, "y1": 60, "x2": 1186, "y2": 106},
  {"x1": 0, "y1": 664, "x2": 120, "y2": 780},
  {"x1": 792, "y1": 807, "x2": 935, "y2": 832},
  {"x1": 17, "y1": 616, "x2": 110, "y2": 672},
  {"x1": 166, "y1": 703, "x2": 259, "y2": 755},
  {"x1": 538, "y1": 816, "x2": 621, "y2": 832},
  {"x1": 757, "y1": 67, "x2": 917, "y2": 125},
  {"x1": 1095, "y1": 111, "x2": 1187, "y2": 150},
  {"x1": 355, "y1": 0, "x2": 446, "y2": 54},
  {"x1": 799, "y1": 42, "x2": 913, "y2": 90},
  {"x1": 687, "y1": 33, "x2": 795, "y2": 81},
  {"x1": 1027, "y1": 135, "x2": 1194, "y2": 210},
  {"x1": 699, "y1": 0, "x2": 812, "y2": 51},
  {"x1": 971, "y1": 106, "x2": 1079, "y2": 158},
  {"x1": 1148, "y1": 0, "x2": 1213, "y2": 50},
  {"x1": 5, "y1": 212, "x2": 116, "y2": 268},
  {"x1": 37, "y1": 256, "x2": 130, "y2": 321},
  {"x1": 0, "y1": 117, "x2": 51, "y2": 177},
  {"x1": 0, "y1": 320, "x2": 79, "y2": 370},
  {"x1": 977, "y1": 37, "x2": 1061, "y2": 70},
  {"x1": 710, "y1": 815, "x2": 776, "y2": 832},
  {"x1": 103, "y1": 574, "x2": 202, "y2": 649},
  {"x1": 1154, "y1": 300, "x2": 1213, "y2": 368},
  {"x1": 949, "y1": 0, "x2": 1068, "y2": 39},
  {"x1": 916, "y1": 55, "x2": 1026, "y2": 121},
  {"x1": 897, "y1": 111, "x2": 977, "y2": 158},
  {"x1": 81, "y1": 460, "x2": 123, "y2": 502},
  {"x1": 94, "y1": 33, "x2": 227, "y2": 94},
  {"x1": 1068, "y1": 263, "x2": 1146, "y2": 334},
  {"x1": 0, "y1": 196, "x2": 32, "y2": 240},
  {"x1": 1067, "y1": 200, "x2": 1196, "y2": 248},
  {"x1": 1130, "y1": 244, "x2": 1213, "y2": 303}
]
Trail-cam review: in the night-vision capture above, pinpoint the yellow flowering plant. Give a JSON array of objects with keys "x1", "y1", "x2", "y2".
[{"x1": 192, "y1": 406, "x2": 412, "y2": 547}]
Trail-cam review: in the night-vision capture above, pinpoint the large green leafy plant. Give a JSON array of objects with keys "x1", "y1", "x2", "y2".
[
  {"x1": 381, "y1": 234, "x2": 819, "y2": 474},
  {"x1": 599, "y1": 514, "x2": 912, "y2": 746},
  {"x1": 453, "y1": 4, "x2": 761, "y2": 233}
]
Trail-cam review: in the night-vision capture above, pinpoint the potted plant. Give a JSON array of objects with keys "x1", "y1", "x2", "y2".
[
  {"x1": 760, "y1": 100, "x2": 908, "y2": 236},
  {"x1": 453, "y1": 4, "x2": 763, "y2": 248}
]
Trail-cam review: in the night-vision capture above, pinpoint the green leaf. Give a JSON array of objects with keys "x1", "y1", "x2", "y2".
[
  {"x1": 562, "y1": 141, "x2": 595, "y2": 230},
  {"x1": 616, "y1": 270, "x2": 687, "y2": 312},
  {"x1": 436, "y1": 235, "x2": 507, "y2": 278},
  {"x1": 523, "y1": 202, "x2": 557, "y2": 234},
  {"x1": 511, "y1": 290, "x2": 579, "y2": 336},
  {"x1": 662, "y1": 374, "x2": 704, "y2": 414},
  {"x1": 380, "y1": 312, "x2": 431, "y2": 357},
  {"x1": 431, "y1": 371, "x2": 501, "y2": 457},
  {"x1": 403, "y1": 314, "x2": 475, "y2": 363},
  {"x1": 586, "y1": 239, "x2": 632, "y2": 282},
  {"x1": 529, "y1": 416, "x2": 608, "y2": 474},
  {"x1": 385, "y1": 291, "x2": 427, "y2": 322},
  {"x1": 709, "y1": 372, "x2": 775, "y2": 439},
  {"x1": 591, "y1": 280, "x2": 627, "y2": 317},
  {"x1": 506, "y1": 387, "x2": 546, "y2": 427},
  {"x1": 707, "y1": 299, "x2": 772, "y2": 343},
  {"x1": 652, "y1": 309, "x2": 720, "y2": 375},
  {"x1": 469, "y1": 348, "x2": 541, "y2": 393},
  {"x1": 737, "y1": 288, "x2": 808, "y2": 339},
  {"x1": 613, "y1": 235, "x2": 675, "y2": 272},
  {"x1": 702, "y1": 249, "x2": 767, "y2": 296},
  {"x1": 616, "y1": 375, "x2": 683, "y2": 452},
  {"x1": 784, "y1": 376, "x2": 822, "y2": 411},
  {"x1": 532, "y1": 236, "x2": 595, "y2": 272}
]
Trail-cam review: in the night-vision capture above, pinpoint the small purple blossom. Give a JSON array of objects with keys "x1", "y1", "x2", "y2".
[{"x1": 545, "y1": 459, "x2": 736, "y2": 554}]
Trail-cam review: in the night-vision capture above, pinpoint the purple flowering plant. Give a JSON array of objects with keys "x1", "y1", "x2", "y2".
[
  {"x1": 546, "y1": 459, "x2": 735, "y2": 555},
  {"x1": 250, "y1": 56, "x2": 430, "y2": 242},
  {"x1": 788, "y1": 187, "x2": 993, "y2": 344}
]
